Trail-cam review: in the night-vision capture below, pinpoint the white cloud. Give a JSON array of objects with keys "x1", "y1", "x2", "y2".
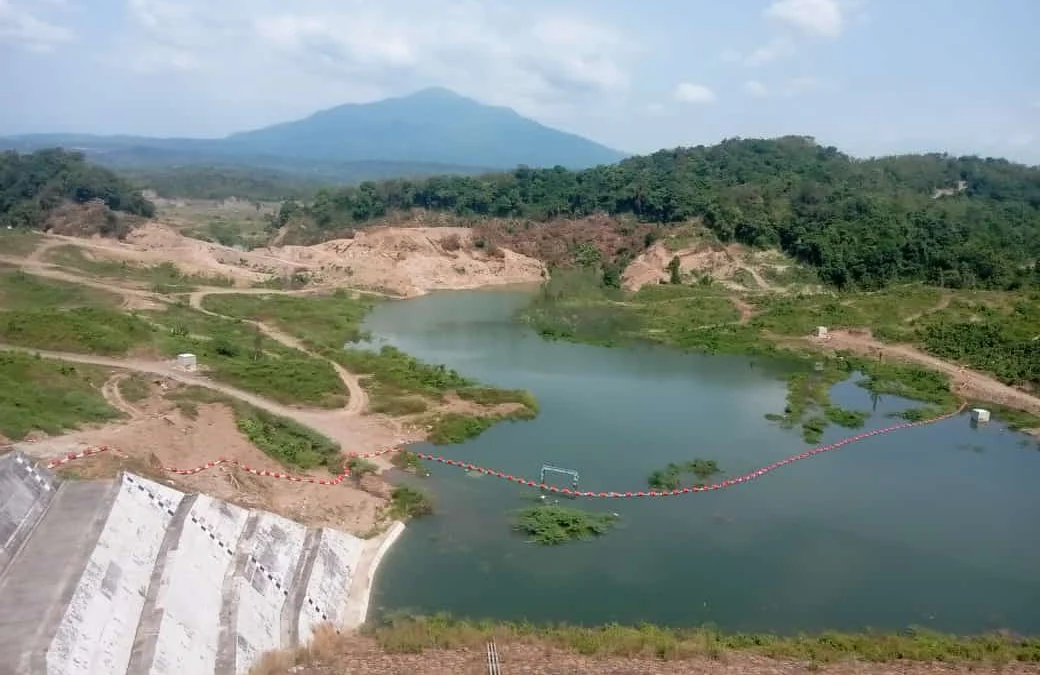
[
  {"x1": 764, "y1": 0, "x2": 845, "y2": 39},
  {"x1": 673, "y1": 82, "x2": 716, "y2": 104},
  {"x1": 108, "y1": 0, "x2": 632, "y2": 119},
  {"x1": 744, "y1": 36, "x2": 795, "y2": 66},
  {"x1": 744, "y1": 80, "x2": 769, "y2": 97},
  {"x1": 0, "y1": 0, "x2": 72, "y2": 52}
]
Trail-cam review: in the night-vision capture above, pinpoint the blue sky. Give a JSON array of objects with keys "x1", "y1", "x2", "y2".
[{"x1": 1, "y1": 0, "x2": 1038, "y2": 162}]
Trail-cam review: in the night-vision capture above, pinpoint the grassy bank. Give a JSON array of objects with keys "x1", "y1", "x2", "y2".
[
  {"x1": 0, "y1": 229, "x2": 43, "y2": 257},
  {"x1": 521, "y1": 271, "x2": 1033, "y2": 436},
  {"x1": 203, "y1": 292, "x2": 540, "y2": 439},
  {"x1": 369, "y1": 614, "x2": 1040, "y2": 664},
  {"x1": 0, "y1": 267, "x2": 122, "y2": 309},
  {"x1": 0, "y1": 295, "x2": 349, "y2": 408},
  {"x1": 0, "y1": 352, "x2": 118, "y2": 439}
]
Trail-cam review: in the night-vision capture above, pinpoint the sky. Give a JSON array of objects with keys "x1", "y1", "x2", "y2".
[{"x1": 1, "y1": 0, "x2": 1039, "y2": 163}]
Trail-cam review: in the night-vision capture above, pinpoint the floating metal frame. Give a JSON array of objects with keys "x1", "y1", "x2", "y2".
[{"x1": 539, "y1": 464, "x2": 579, "y2": 488}]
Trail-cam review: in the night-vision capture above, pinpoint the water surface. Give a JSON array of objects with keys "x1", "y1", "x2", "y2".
[{"x1": 366, "y1": 288, "x2": 1040, "y2": 634}]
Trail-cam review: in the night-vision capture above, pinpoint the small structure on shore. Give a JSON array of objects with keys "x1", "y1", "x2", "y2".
[
  {"x1": 175, "y1": 353, "x2": 197, "y2": 372},
  {"x1": 971, "y1": 408, "x2": 991, "y2": 424}
]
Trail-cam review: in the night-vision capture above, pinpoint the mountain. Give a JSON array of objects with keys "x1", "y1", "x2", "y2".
[
  {"x1": 224, "y1": 87, "x2": 626, "y2": 169},
  {"x1": 0, "y1": 88, "x2": 626, "y2": 181}
]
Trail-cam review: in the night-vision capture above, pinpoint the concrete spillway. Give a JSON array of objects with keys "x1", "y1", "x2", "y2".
[{"x1": 0, "y1": 451, "x2": 400, "y2": 675}]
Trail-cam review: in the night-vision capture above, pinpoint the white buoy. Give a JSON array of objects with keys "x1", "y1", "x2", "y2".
[
  {"x1": 176, "y1": 353, "x2": 197, "y2": 372},
  {"x1": 971, "y1": 408, "x2": 991, "y2": 423}
]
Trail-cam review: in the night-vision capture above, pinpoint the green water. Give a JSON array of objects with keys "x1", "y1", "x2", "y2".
[{"x1": 366, "y1": 288, "x2": 1040, "y2": 634}]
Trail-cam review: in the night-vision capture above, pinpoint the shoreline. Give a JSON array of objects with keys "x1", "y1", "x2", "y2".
[{"x1": 344, "y1": 519, "x2": 407, "y2": 629}]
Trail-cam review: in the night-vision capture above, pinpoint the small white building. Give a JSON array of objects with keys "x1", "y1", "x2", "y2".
[
  {"x1": 971, "y1": 408, "x2": 991, "y2": 424},
  {"x1": 816, "y1": 326, "x2": 829, "y2": 339},
  {"x1": 176, "y1": 353, "x2": 197, "y2": 372}
]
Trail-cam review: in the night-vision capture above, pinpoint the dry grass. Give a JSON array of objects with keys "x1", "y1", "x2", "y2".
[{"x1": 250, "y1": 628, "x2": 1040, "y2": 675}]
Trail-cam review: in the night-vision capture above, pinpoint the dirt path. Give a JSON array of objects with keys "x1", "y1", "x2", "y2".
[
  {"x1": 188, "y1": 289, "x2": 370, "y2": 414},
  {"x1": 731, "y1": 296, "x2": 755, "y2": 324},
  {"x1": 737, "y1": 265, "x2": 773, "y2": 292},
  {"x1": 3, "y1": 252, "x2": 374, "y2": 415},
  {"x1": 0, "y1": 254, "x2": 159, "y2": 310},
  {"x1": 815, "y1": 330, "x2": 1040, "y2": 420},
  {"x1": 0, "y1": 343, "x2": 413, "y2": 456},
  {"x1": 903, "y1": 291, "x2": 953, "y2": 323},
  {"x1": 101, "y1": 374, "x2": 141, "y2": 419}
]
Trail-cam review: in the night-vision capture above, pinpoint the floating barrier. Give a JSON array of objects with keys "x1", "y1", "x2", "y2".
[
  {"x1": 413, "y1": 404, "x2": 966, "y2": 498},
  {"x1": 42, "y1": 405, "x2": 965, "y2": 496}
]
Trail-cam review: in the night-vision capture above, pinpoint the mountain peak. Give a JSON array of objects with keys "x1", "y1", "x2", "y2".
[
  {"x1": 224, "y1": 89, "x2": 626, "y2": 169},
  {"x1": 400, "y1": 86, "x2": 467, "y2": 101}
]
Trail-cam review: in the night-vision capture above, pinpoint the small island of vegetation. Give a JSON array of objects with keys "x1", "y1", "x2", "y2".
[{"x1": 513, "y1": 505, "x2": 619, "y2": 545}]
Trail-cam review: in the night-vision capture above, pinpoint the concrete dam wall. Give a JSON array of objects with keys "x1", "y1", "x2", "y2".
[{"x1": 0, "y1": 451, "x2": 400, "y2": 675}]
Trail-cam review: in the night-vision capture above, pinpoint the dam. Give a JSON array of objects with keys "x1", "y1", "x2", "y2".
[{"x1": 0, "y1": 450, "x2": 402, "y2": 675}]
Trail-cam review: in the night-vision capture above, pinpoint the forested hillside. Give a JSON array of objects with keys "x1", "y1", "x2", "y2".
[
  {"x1": 1, "y1": 149, "x2": 155, "y2": 230},
  {"x1": 282, "y1": 136, "x2": 1040, "y2": 290}
]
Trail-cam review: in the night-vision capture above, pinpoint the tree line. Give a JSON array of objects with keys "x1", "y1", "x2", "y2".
[
  {"x1": 279, "y1": 136, "x2": 1040, "y2": 290},
  {"x1": 0, "y1": 149, "x2": 155, "y2": 230}
]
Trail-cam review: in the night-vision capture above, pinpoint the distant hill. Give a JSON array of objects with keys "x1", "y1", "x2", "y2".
[
  {"x1": 0, "y1": 148, "x2": 155, "y2": 235},
  {"x1": 0, "y1": 88, "x2": 626, "y2": 183},
  {"x1": 223, "y1": 87, "x2": 626, "y2": 169},
  {"x1": 283, "y1": 136, "x2": 1040, "y2": 291}
]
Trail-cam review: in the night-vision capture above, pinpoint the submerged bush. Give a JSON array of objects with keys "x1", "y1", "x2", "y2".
[
  {"x1": 647, "y1": 459, "x2": 722, "y2": 490},
  {"x1": 513, "y1": 505, "x2": 618, "y2": 545}
]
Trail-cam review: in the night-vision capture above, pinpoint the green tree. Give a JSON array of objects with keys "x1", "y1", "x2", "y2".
[{"x1": 668, "y1": 256, "x2": 682, "y2": 285}]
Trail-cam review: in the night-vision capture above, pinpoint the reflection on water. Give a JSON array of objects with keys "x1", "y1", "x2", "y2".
[{"x1": 367, "y1": 289, "x2": 1040, "y2": 634}]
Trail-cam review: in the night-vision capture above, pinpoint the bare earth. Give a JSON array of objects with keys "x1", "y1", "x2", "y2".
[
  {"x1": 17, "y1": 376, "x2": 389, "y2": 534},
  {"x1": 33, "y1": 222, "x2": 546, "y2": 296}
]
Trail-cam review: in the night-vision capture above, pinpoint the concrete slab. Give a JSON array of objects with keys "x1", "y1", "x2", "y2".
[
  {"x1": 0, "y1": 479, "x2": 116, "y2": 675},
  {"x1": 138, "y1": 495, "x2": 249, "y2": 675},
  {"x1": 297, "y1": 528, "x2": 364, "y2": 645},
  {"x1": 0, "y1": 452, "x2": 58, "y2": 579},
  {"x1": 45, "y1": 474, "x2": 184, "y2": 675},
  {"x1": 230, "y1": 511, "x2": 307, "y2": 675}
]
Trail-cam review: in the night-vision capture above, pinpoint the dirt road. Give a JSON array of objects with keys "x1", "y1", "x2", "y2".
[
  {"x1": 817, "y1": 330, "x2": 1040, "y2": 421},
  {"x1": 0, "y1": 344, "x2": 412, "y2": 454},
  {"x1": 187, "y1": 289, "x2": 370, "y2": 414}
]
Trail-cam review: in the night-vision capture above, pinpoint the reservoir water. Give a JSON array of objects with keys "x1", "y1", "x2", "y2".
[{"x1": 365, "y1": 288, "x2": 1040, "y2": 634}]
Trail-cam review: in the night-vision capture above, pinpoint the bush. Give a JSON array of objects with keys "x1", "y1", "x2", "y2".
[
  {"x1": 233, "y1": 407, "x2": 341, "y2": 471},
  {"x1": 390, "y1": 485, "x2": 433, "y2": 519},
  {"x1": 647, "y1": 459, "x2": 721, "y2": 490},
  {"x1": 513, "y1": 505, "x2": 618, "y2": 545}
]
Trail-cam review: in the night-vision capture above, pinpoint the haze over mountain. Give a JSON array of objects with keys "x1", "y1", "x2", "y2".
[{"x1": 0, "y1": 88, "x2": 626, "y2": 180}]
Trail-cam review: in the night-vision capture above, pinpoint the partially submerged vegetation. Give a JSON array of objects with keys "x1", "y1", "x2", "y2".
[
  {"x1": 0, "y1": 352, "x2": 117, "y2": 439},
  {"x1": 521, "y1": 267, "x2": 1034, "y2": 439},
  {"x1": 389, "y1": 450, "x2": 427, "y2": 476},
  {"x1": 647, "y1": 459, "x2": 722, "y2": 490},
  {"x1": 512, "y1": 505, "x2": 619, "y2": 545},
  {"x1": 204, "y1": 292, "x2": 540, "y2": 440},
  {"x1": 389, "y1": 485, "x2": 434, "y2": 519},
  {"x1": 370, "y1": 614, "x2": 1040, "y2": 664}
]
